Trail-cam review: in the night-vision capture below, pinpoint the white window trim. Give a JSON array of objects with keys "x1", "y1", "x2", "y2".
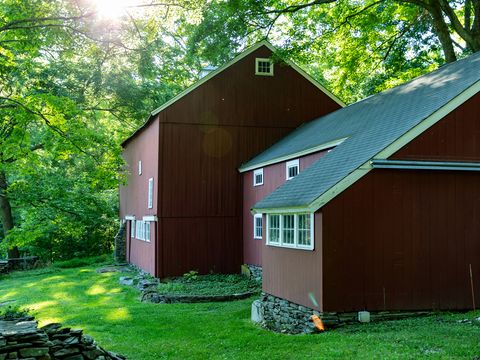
[
  {"x1": 148, "y1": 177, "x2": 154, "y2": 209},
  {"x1": 143, "y1": 215, "x2": 158, "y2": 222},
  {"x1": 286, "y1": 159, "x2": 300, "y2": 180},
  {"x1": 266, "y1": 213, "x2": 314, "y2": 250},
  {"x1": 255, "y1": 58, "x2": 274, "y2": 76},
  {"x1": 253, "y1": 168, "x2": 264, "y2": 186},
  {"x1": 253, "y1": 214, "x2": 263, "y2": 239},
  {"x1": 130, "y1": 219, "x2": 135, "y2": 238},
  {"x1": 138, "y1": 160, "x2": 142, "y2": 175},
  {"x1": 145, "y1": 222, "x2": 151, "y2": 242}
]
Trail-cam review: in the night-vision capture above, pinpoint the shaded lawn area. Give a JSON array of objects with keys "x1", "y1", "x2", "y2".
[{"x1": 1, "y1": 266, "x2": 479, "y2": 360}]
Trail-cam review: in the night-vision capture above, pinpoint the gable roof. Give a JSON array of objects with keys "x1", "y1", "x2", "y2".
[
  {"x1": 252, "y1": 51, "x2": 480, "y2": 213},
  {"x1": 121, "y1": 40, "x2": 344, "y2": 147}
]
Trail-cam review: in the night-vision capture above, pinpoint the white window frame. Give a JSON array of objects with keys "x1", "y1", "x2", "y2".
[
  {"x1": 286, "y1": 159, "x2": 300, "y2": 180},
  {"x1": 255, "y1": 58, "x2": 274, "y2": 76},
  {"x1": 253, "y1": 214, "x2": 263, "y2": 239},
  {"x1": 130, "y1": 219, "x2": 135, "y2": 238},
  {"x1": 253, "y1": 168, "x2": 264, "y2": 186},
  {"x1": 266, "y1": 213, "x2": 314, "y2": 250},
  {"x1": 135, "y1": 220, "x2": 146, "y2": 241},
  {"x1": 148, "y1": 178, "x2": 154, "y2": 209},
  {"x1": 145, "y1": 222, "x2": 151, "y2": 242},
  {"x1": 138, "y1": 160, "x2": 142, "y2": 175}
]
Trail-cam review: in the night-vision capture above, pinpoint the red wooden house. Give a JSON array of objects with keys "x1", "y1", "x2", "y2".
[
  {"x1": 119, "y1": 41, "x2": 343, "y2": 277},
  {"x1": 241, "y1": 51, "x2": 480, "y2": 322}
]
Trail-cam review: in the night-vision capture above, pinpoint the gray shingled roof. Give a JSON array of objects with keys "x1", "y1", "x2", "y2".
[{"x1": 253, "y1": 52, "x2": 480, "y2": 210}]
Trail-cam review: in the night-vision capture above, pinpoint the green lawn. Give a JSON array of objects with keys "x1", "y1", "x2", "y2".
[{"x1": 1, "y1": 265, "x2": 479, "y2": 359}]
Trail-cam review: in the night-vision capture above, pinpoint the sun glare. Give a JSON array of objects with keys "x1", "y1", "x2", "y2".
[{"x1": 93, "y1": 0, "x2": 138, "y2": 20}]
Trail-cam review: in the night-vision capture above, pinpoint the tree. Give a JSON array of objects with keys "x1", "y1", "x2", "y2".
[
  {"x1": 186, "y1": 0, "x2": 477, "y2": 102},
  {"x1": 0, "y1": 0, "x2": 201, "y2": 259}
]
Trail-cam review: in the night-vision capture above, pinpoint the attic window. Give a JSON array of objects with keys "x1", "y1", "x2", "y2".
[
  {"x1": 286, "y1": 159, "x2": 299, "y2": 180},
  {"x1": 253, "y1": 168, "x2": 264, "y2": 186},
  {"x1": 255, "y1": 58, "x2": 273, "y2": 76}
]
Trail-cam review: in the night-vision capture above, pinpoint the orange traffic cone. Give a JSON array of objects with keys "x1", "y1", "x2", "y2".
[{"x1": 310, "y1": 314, "x2": 325, "y2": 331}]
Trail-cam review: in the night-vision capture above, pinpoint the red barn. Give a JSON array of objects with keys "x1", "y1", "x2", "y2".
[
  {"x1": 119, "y1": 41, "x2": 343, "y2": 277},
  {"x1": 243, "y1": 51, "x2": 480, "y2": 330}
]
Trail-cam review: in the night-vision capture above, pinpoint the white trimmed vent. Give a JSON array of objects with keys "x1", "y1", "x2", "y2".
[{"x1": 255, "y1": 58, "x2": 274, "y2": 76}]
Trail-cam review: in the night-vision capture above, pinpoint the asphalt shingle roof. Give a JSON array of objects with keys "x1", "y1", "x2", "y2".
[{"x1": 253, "y1": 52, "x2": 480, "y2": 210}]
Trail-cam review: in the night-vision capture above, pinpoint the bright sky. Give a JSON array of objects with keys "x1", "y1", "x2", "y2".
[{"x1": 93, "y1": 0, "x2": 140, "y2": 20}]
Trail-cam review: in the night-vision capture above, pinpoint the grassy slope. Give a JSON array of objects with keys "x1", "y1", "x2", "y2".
[{"x1": 1, "y1": 266, "x2": 479, "y2": 360}]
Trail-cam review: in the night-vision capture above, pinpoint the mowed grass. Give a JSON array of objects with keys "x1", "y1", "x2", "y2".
[{"x1": 1, "y1": 265, "x2": 480, "y2": 360}]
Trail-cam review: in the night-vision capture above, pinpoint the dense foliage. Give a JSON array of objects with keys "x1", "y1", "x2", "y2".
[{"x1": 0, "y1": 0, "x2": 477, "y2": 260}]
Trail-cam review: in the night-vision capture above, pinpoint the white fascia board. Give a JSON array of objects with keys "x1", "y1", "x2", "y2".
[
  {"x1": 123, "y1": 40, "x2": 344, "y2": 147},
  {"x1": 251, "y1": 205, "x2": 312, "y2": 215},
  {"x1": 305, "y1": 80, "x2": 480, "y2": 212},
  {"x1": 239, "y1": 137, "x2": 347, "y2": 173},
  {"x1": 374, "y1": 80, "x2": 480, "y2": 159},
  {"x1": 142, "y1": 215, "x2": 158, "y2": 222},
  {"x1": 124, "y1": 215, "x2": 135, "y2": 220},
  {"x1": 150, "y1": 41, "x2": 344, "y2": 118}
]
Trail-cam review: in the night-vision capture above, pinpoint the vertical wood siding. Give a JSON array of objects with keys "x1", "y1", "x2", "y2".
[
  {"x1": 155, "y1": 46, "x2": 340, "y2": 277},
  {"x1": 262, "y1": 213, "x2": 323, "y2": 310},
  {"x1": 391, "y1": 92, "x2": 480, "y2": 161},
  {"x1": 243, "y1": 151, "x2": 328, "y2": 266},
  {"x1": 322, "y1": 169, "x2": 480, "y2": 312},
  {"x1": 119, "y1": 119, "x2": 159, "y2": 275}
]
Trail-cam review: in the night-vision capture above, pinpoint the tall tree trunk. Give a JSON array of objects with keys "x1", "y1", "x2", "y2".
[
  {"x1": 429, "y1": 2, "x2": 458, "y2": 62},
  {"x1": 0, "y1": 170, "x2": 19, "y2": 259}
]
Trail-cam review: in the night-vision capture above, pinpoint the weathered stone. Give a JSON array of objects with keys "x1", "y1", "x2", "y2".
[
  {"x1": 0, "y1": 337, "x2": 5, "y2": 347},
  {"x1": 251, "y1": 300, "x2": 263, "y2": 323},
  {"x1": 63, "y1": 354, "x2": 85, "y2": 360},
  {"x1": 80, "y1": 335, "x2": 94, "y2": 345},
  {"x1": 7, "y1": 353, "x2": 16, "y2": 359},
  {"x1": 0, "y1": 353, "x2": 6, "y2": 360},
  {"x1": 118, "y1": 277, "x2": 134, "y2": 286},
  {"x1": 53, "y1": 347, "x2": 81, "y2": 357},
  {"x1": 19, "y1": 347, "x2": 49, "y2": 357},
  {"x1": 82, "y1": 349, "x2": 104, "y2": 359},
  {"x1": 64, "y1": 336, "x2": 80, "y2": 345}
]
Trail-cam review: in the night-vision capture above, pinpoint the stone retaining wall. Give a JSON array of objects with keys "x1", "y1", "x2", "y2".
[
  {"x1": 0, "y1": 257, "x2": 39, "y2": 274},
  {"x1": 0, "y1": 317, "x2": 125, "y2": 360},
  {"x1": 257, "y1": 293, "x2": 432, "y2": 334},
  {"x1": 246, "y1": 265, "x2": 262, "y2": 283}
]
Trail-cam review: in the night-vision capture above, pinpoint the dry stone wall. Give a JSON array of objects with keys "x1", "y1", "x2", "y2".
[{"x1": 0, "y1": 317, "x2": 125, "y2": 360}]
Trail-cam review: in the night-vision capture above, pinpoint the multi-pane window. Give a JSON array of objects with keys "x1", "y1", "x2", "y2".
[
  {"x1": 298, "y1": 214, "x2": 312, "y2": 247},
  {"x1": 286, "y1": 159, "x2": 300, "y2": 180},
  {"x1": 253, "y1": 168, "x2": 264, "y2": 186},
  {"x1": 268, "y1": 214, "x2": 280, "y2": 244},
  {"x1": 148, "y1": 178, "x2": 154, "y2": 209},
  {"x1": 266, "y1": 213, "x2": 314, "y2": 250},
  {"x1": 131, "y1": 220, "x2": 135, "y2": 238},
  {"x1": 253, "y1": 214, "x2": 263, "y2": 239},
  {"x1": 255, "y1": 58, "x2": 274, "y2": 76},
  {"x1": 282, "y1": 215, "x2": 295, "y2": 245}
]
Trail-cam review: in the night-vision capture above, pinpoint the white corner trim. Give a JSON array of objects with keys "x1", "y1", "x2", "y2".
[
  {"x1": 239, "y1": 137, "x2": 347, "y2": 173},
  {"x1": 124, "y1": 215, "x2": 135, "y2": 220},
  {"x1": 142, "y1": 215, "x2": 158, "y2": 222}
]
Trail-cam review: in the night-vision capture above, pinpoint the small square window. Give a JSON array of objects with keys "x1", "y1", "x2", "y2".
[
  {"x1": 286, "y1": 159, "x2": 299, "y2": 180},
  {"x1": 253, "y1": 168, "x2": 264, "y2": 186},
  {"x1": 255, "y1": 58, "x2": 274, "y2": 76},
  {"x1": 253, "y1": 214, "x2": 263, "y2": 239}
]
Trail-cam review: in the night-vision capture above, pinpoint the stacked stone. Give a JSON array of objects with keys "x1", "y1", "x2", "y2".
[
  {"x1": 258, "y1": 293, "x2": 342, "y2": 334},
  {"x1": 246, "y1": 265, "x2": 262, "y2": 283},
  {"x1": 0, "y1": 318, "x2": 125, "y2": 360}
]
